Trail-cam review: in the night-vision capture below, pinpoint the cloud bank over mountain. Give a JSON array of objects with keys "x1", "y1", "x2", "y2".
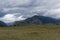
[
  {"x1": 0, "y1": 0, "x2": 60, "y2": 23},
  {"x1": 0, "y1": 14, "x2": 25, "y2": 23}
]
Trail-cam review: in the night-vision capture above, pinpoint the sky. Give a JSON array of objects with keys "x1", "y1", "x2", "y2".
[{"x1": 0, "y1": 0, "x2": 60, "y2": 23}]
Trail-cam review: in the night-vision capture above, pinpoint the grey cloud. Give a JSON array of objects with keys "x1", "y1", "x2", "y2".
[{"x1": 0, "y1": 0, "x2": 60, "y2": 22}]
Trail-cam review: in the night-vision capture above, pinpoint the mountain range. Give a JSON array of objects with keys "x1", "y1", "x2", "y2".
[
  {"x1": 0, "y1": 15, "x2": 60, "y2": 26},
  {"x1": 13, "y1": 15, "x2": 59, "y2": 26}
]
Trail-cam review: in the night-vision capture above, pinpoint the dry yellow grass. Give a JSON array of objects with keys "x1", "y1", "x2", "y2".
[{"x1": 0, "y1": 25, "x2": 60, "y2": 40}]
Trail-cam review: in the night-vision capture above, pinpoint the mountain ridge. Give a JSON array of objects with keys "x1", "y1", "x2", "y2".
[
  {"x1": 0, "y1": 21, "x2": 7, "y2": 26},
  {"x1": 13, "y1": 15, "x2": 59, "y2": 26}
]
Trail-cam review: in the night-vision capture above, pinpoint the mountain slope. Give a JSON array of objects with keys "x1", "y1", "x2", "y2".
[
  {"x1": 13, "y1": 15, "x2": 58, "y2": 26},
  {"x1": 0, "y1": 21, "x2": 7, "y2": 26}
]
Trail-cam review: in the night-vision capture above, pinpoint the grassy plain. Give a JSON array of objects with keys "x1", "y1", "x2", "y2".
[{"x1": 0, "y1": 24, "x2": 60, "y2": 40}]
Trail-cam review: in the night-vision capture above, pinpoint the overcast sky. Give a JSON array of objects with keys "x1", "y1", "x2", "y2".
[{"x1": 0, "y1": 0, "x2": 60, "y2": 23}]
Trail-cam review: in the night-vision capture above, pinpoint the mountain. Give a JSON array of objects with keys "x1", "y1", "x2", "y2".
[
  {"x1": 0, "y1": 21, "x2": 7, "y2": 27},
  {"x1": 13, "y1": 15, "x2": 59, "y2": 26}
]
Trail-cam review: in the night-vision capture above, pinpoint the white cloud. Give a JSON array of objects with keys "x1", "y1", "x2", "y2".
[{"x1": 0, "y1": 14, "x2": 26, "y2": 23}]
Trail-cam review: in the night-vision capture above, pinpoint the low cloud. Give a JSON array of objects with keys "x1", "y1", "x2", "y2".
[{"x1": 0, "y1": 14, "x2": 26, "y2": 23}]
